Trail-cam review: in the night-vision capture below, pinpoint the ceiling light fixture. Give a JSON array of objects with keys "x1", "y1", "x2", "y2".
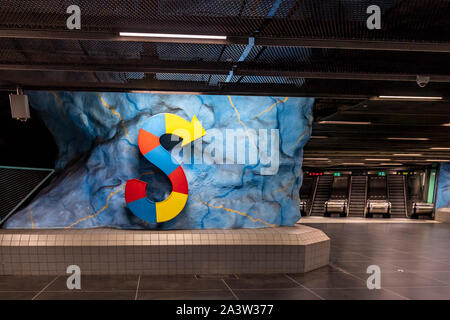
[
  {"x1": 442, "y1": 123, "x2": 450, "y2": 127},
  {"x1": 378, "y1": 163, "x2": 403, "y2": 166},
  {"x1": 392, "y1": 153, "x2": 423, "y2": 157},
  {"x1": 387, "y1": 137, "x2": 430, "y2": 141},
  {"x1": 317, "y1": 121, "x2": 371, "y2": 125},
  {"x1": 425, "y1": 159, "x2": 450, "y2": 162},
  {"x1": 303, "y1": 158, "x2": 330, "y2": 161},
  {"x1": 119, "y1": 32, "x2": 227, "y2": 40},
  {"x1": 430, "y1": 147, "x2": 450, "y2": 150},
  {"x1": 378, "y1": 95, "x2": 443, "y2": 101}
]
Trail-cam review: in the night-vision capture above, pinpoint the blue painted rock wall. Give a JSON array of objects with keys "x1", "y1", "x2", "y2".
[
  {"x1": 437, "y1": 163, "x2": 450, "y2": 209},
  {"x1": 4, "y1": 91, "x2": 314, "y2": 229}
]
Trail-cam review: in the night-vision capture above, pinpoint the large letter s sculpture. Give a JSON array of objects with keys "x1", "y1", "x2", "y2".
[{"x1": 125, "y1": 113, "x2": 206, "y2": 223}]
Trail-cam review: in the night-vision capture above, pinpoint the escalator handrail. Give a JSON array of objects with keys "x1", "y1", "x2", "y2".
[
  {"x1": 402, "y1": 175, "x2": 409, "y2": 218},
  {"x1": 308, "y1": 176, "x2": 319, "y2": 216},
  {"x1": 363, "y1": 176, "x2": 368, "y2": 217},
  {"x1": 346, "y1": 176, "x2": 353, "y2": 217}
]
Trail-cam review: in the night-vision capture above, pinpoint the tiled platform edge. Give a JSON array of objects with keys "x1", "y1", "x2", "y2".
[
  {"x1": 436, "y1": 208, "x2": 450, "y2": 223},
  {"x1": 0, "y1": 225, "x2": 330, "y2": 275}
]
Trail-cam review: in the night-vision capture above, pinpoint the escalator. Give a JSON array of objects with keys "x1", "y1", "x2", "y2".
[
  {"x1": 324, "y1": 175, "x2": 349, "y2": 217},
  {"x1": 366, "y1": 175, "x2": 391, "y2": 218},
  {"x1": 387, "y1": 174, "x2": 407, "y2": 218},
  {"x1": 301, "y1": 166, "x2": 437, "y2": 220},
  {"x1": 309, "y1": 175, "x2": 333, "y2": 216},
  {"x1": 406, "y1": 173, "x2": 435, "y2": 218},
  {"x1": 348, "y1": 175, "x2": 367, "y2": 217}
]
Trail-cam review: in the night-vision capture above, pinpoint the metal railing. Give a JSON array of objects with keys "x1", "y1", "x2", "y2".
[{"x1": 0, "y1": 166, "x2": 54, "y2": 225}]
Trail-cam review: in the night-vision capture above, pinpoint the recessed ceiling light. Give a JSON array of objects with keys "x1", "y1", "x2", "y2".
[
  {"x1": 304, "y1": 158, "x2": 330, "y2": 161},
  {"x1": 310, "y1": 136, "x2": 328, "y2": 139},
  {"x1": 387, "y1": 137, "x2": 430, "y2": 141},
  {"x1": 442, "y1": 123, "x2": 450, "y2": 127},
  {"x1": 365, "y1": 158, "x2": 392, "y2": 161},
  {"x1": 425, "y1": 159, "x2": 450, "y2": 162},
  {"x1": 392, "y1": 153, "x2": 423, "y2": 156},
  {"x1": 119, "y1": 32, "x2": 227, "y2": 40},
  {"x1": 379, "y1": 163, "x2": 403, "y2": 165},
  {"x1": 378, "y1": 95, "x2": 443, "y2": 101},
  {"x1": 317, "y1": 121, "x2": 371, "y2": 125},
  {"x1": 430, "y1": 147, "x2": 450, "y2": 150}
]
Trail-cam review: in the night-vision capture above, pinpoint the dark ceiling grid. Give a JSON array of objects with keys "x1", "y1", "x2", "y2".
[
  {"x1": 383, "y1": 0, "x2": 448, "y2": 42},
  {"x1": 303, "y1": 99, "x2": 450, "y2": 168},
  {"x1": 0, "y1": 0, "x2": 448, "y2": 157}
]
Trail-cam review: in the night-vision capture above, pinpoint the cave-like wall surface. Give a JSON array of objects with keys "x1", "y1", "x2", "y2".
[
  {"x1": 4, "y1": 91, "x2": 313, "y2": 229},
  {"x1": 437, "y1": 163, "x2": 450, "y2": 209}
]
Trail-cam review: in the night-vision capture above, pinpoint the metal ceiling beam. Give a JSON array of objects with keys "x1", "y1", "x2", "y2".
[
  {"x1": 1, "y1": 73, "x2": 448, "y2": 99},
  {"x1": 241, "y1": 70, "x2": 450, "y2": 82},
  {"x1": 1, "y1": 63, "x2": 449, "y2": 82},
  {"x1": 1, "y1": 29, "x2": 450, "y2": 52},
  {"x1": 256, "y1": 38, "x2": 450, "y2": 53},
  {"x1": 0, "y1": 63, "x2": 230, "y2": 75},
  {"x1": 0, "y1": 29, "x2": 244, "y2": 45},
  {"x1": 0, "y1": 80, "x2": 369, "y2": 99}
]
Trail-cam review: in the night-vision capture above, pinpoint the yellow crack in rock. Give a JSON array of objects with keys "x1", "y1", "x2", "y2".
[
  {"x1": 194, "y1": 196, "x2": 276, "y2": 228},
  {"x1": 64, "y1": 171, "x2": 154, "y2": 229},
  {"x1": 99, "y1": 94, "x2": 132, "y2": 143},
  {"x1": 289, "y1": 113, "x2": 313, "y2": 151},
  {"x1": 227, "y1": 95, "x2": 258, "y2": 148},
  {"x1": 50, "y1": 91, "x2": 66, "y2": 116},
  {"x1": 65, "y1": 184, "x2": 125, "y2": 229},
  {"x1": 273, "y1": 170, "x2": 302, "y2": 195},
  {"x1": 253, "y1": 97, "x2": 288, "y2": 119},
  {"x1": 29, "y1": 208, "x2": 35, "y2": 229}
]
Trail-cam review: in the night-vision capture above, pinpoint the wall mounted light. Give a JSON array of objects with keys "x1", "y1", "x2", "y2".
[
  {"x1": 317, "y1": 121, "x2": 371, "y2": 125},
  {"x1": 378, "y1": 95, "x2": 443, "y2": 101},
  {"x1": 378, "y1": 163, "x2": 403, "y2": 166},
  {"x1": 303, "y1": 158, "x2": 330, "y2": 161},
  {"x1": 342, "y1": 163, "x2": 365, "y2": 165},
  {"x1": 119, "y1": 32, "x2": 227, "y2": 40},
  {"x1": 387, "y1": 137, "x2": 430, "y2": 141},
  {"x1": 9, "y1": 87, "x2": 30, "y2": 122}
]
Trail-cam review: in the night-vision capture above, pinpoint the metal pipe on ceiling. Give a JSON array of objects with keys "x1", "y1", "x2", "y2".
[
  {"x1": 1, "y1": 29, "x2": 449, "y2": 53},
  {"x1": 0, "y1": 63, "x2": 449, "y2": 83}
]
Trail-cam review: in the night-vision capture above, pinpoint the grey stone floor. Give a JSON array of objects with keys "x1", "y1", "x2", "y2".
[{"x1": 0, "y1": 222, "x2": 449, "y2": 300}]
